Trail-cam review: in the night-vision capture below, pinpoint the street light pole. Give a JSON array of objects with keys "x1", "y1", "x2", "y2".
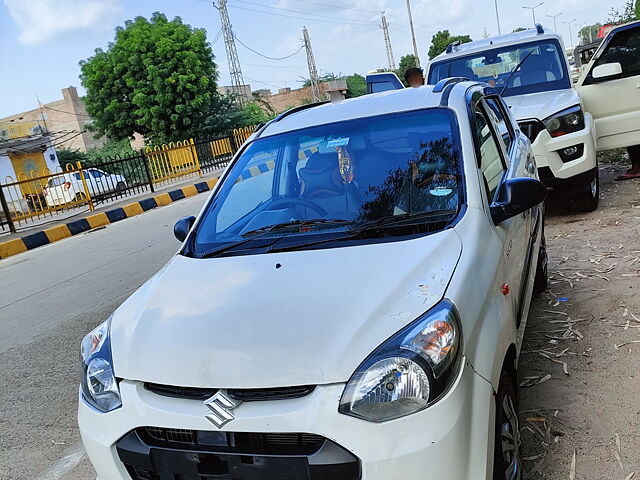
[
  {"x1": 546, "y1": 12, "x2": 563, "y2": 32},
  {"x1": 563, "y1": 18, "x2": 577, "y2": 48},
  {"x1": 494, "y1": 0, "x2": 502, "y2": 35},
  {"x1": 406, "y1": 0, "x2": 420, "y2": 67},
  {"x1": 523, "y1": 2, "x2": 544, "y2": 27}
]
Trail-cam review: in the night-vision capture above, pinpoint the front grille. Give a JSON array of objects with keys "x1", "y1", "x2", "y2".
[
  {"x1": 139, "y1": 427, "x2": 324, "y2": 455},
  {"x1": 144, "y1": 383, "x2": 316, "y2": 402},
  {"x1": 118, "y1": 428, "x2": 360, "y2": 480},
  {"x1": 518, "y1": 120, "x2": 546, "y2": 143}
]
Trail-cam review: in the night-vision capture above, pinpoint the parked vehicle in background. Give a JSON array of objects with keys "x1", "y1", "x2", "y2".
[
  {"x1": 44, "y1": 168, "x2": 127, "y2": 206},
  {"x1": 575, "y1": 20, "x2": 640, "y2": 153},
  {"x1": 78, "y1": 80, "x2": 548, "y2": 480},
  {"x1": 427, "y1": 25, "x2": 600, "y2": 211},
  {"x1": 365, "y1": 71, "x2": 404, "y2": 93}
]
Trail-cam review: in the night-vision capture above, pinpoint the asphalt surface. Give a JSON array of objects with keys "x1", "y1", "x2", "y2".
[{"x1": 0, "y1": 193, "x2": 208, "y2": 480}]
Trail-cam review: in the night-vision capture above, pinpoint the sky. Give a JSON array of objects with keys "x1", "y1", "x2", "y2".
[{"x1": 0, "y1": 0, "x2": 617, "y2": 118}]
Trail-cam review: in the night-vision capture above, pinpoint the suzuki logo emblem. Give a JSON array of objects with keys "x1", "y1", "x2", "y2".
[{"x1": 204, "y1": 391, "x2": 241, "y2": 429}]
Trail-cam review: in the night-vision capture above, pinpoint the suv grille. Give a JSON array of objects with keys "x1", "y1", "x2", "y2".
[
  {"x1": 144, "y1": 383, "x2": 316, "y2": 402},
  {"x1": 117, "y1": 428, "x2": 360, "y2": 480},
  {"x1": 518, "y1": 120, "x2": 546, "y2": 143}
]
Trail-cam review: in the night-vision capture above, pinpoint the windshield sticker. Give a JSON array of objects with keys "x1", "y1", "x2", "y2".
[
  {"x1": 337, "y1": 147, "x2": 355, "y2": 184},
  {"x1": 430, "y1": 187, "x2": 453, "y2": 196},
  {"x1": 327, "y1": 137, "x2": 350, "y2": 147}
]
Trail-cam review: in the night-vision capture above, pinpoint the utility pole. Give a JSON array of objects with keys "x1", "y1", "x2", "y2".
[
  {"x1": 380, "y1": 12, "x2": 396, "y2": 71},
  {"x1": 405, "y1": 0, "x2": 420, "y2": 68},
  {"x1": 494, "y1": 0, "x2": 502, "y2": 35},
  {"x1": 215, "y1": 0, "x2": 245, "y2": 106},
  {"x1": 563, "y1": 18, "x2": 577, "y2": 48},
  {"x1": 523, "y1": 2, "x2": 544, "y2": 26},
  {"x1": 546, "y1": 12, "x2": 563, "y2": 32},
  {"x1": 303, "y1": 27, "x2": 321, "y2": 103}
]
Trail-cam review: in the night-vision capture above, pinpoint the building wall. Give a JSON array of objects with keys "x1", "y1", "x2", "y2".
[
  {"x1": 260, "y1": 83, "x2": 331, "y2": 114},
  {"x1": 0, "y1": 87, "x2": 105, "y2": 153}
]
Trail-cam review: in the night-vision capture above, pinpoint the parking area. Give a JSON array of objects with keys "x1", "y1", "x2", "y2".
[{"x1": 0, "y1": 159, "x2": 638, "y2": 479}]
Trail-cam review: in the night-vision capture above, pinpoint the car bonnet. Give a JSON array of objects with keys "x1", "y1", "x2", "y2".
[{"x1": 110, "y1": 229, "x2": 463, "y2": 389}]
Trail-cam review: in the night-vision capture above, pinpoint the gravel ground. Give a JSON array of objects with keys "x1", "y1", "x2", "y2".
[
  {"x1": 520, "y1": 162, "x2": 640, "y2": 479},
  {"x1": 0, "y1": 162, "x2": 638, "y2": 480}
]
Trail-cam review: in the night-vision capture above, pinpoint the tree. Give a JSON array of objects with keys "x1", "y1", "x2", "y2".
[
  {"x1": 200, "y1": 94, "x2": 251, "y2": 137},
  {"x1": 578, "y1": 23, "x2": 603, "y2": 45},
  {"x1": 428, "y1": 30, "x2": 472, "y2": 60},
  {"x1": 80, "y1": 13, "x2": 219, "y2": 144},
  {"x1": 609, "y1": 0, "x2": 638, "y2": 23},
  {"x1": 345, "y1": 74, "x2": 366, "y2": 98},
  {"x1": 396, "y1": 54, "x2": 418, "y2": 86}
]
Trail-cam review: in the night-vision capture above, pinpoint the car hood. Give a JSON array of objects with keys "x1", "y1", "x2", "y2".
[
  {"x1": 110, "y1": 230, "x2": 462, "y2": 389},
  {"x1": 504, "y1": 89, "x2": 581, "y2": 122}
]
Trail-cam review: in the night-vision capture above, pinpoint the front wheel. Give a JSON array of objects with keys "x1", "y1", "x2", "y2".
[
  {"x1": 493, "y1": 369, "x2": 522, "y2": 480},
  {"x1": 571, "y1": 169, "x2": 599, "y2": 212}
]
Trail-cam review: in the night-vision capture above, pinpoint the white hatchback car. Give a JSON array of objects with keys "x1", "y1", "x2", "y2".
[
  {"x1": 427, "y1": 26, "x2": 599, "y2": 211},
  {"x1": 78, "y1": 81, "x2": 547, "y2": 480},
  {"x1": 44, "y1": 168, "x2": 127, "y2": 206}
]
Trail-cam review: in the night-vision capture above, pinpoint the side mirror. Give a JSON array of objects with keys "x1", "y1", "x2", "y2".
[
  {"x1": 592, "y1": 62, "x2": 623, "y2": 81},
  {"x1": 490, "y1": 178, "x2": 547, "y2": 225},
  {"x1": 174, "y1": 216, "x2": 196, "y2": 242}
]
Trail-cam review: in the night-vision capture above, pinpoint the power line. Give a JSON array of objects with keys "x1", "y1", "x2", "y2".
[
  {"x1": 211, "y1": 27, "x2": 223, "y2": 45},
  {"x1": 286, "y1": 0, "x2": 379, "y2": 14},
  {"x1": 226, "y1": 4, "x2": 377, "y2": 26},
  {"x1": 43, "y1": 104, "x2": 92, "y2": 118},
  {"x1": 235, "y1": 36, "x2": 305, "y2": 60},
  {"x1": 231, "y1": 0, "x2": 377, "y2": 25}
]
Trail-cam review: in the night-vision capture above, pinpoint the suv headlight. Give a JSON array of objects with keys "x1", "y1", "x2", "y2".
[
  {"x1": 543, "y1": 105, "x2": 585, "y2": 137},
  {"x1": 80, "y1": 317, "x2": 122, "y2": 412},
  {"x1": 339, "y1": 299, "x2": 462, "y2": 423}
]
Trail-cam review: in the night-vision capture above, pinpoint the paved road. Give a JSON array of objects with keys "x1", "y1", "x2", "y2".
[{"x1": 0, "y1": 193, "x2": 208, "y2": 480}]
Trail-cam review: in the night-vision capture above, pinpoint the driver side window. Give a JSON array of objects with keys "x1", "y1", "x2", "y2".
[
  {"x1": 594, "y1": 26, "x2": 640, "y2": 78},
  {"x1": 474, "y1": 105, "x2": 507, "y2": 200}
]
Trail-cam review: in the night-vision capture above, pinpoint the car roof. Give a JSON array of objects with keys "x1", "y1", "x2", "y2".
[
  {"x1": 429, "y1": 26, "x2": 563, "y2": 65},
  {"x1": 258, "y1": 83, "x2": 478, "y2": 138}
]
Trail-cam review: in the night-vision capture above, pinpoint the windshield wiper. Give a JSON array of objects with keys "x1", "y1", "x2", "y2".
[
  {"x1": 499, "y1": 49, "x2": 535, "y2": 96},
  {"x1": 197, "y1": 219, "x2": 352, "y2": 258},
  {"x1": 353, "y1": 210, "x2": 459, "y2": 232}
]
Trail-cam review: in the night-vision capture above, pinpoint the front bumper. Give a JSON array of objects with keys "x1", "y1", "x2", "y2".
[
  {"x1": 528, "y1": 112, "x2": 597, "y2": 183},
  {"x1": 78, "y1": 360, "x2": 494, "y2": 480}
]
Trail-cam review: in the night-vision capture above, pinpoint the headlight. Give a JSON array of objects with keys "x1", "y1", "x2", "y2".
[
  {"x1": 339, "y1": 299, "x2": 462, "y2": 423},
  {"x1": 543, "y1": 105, "x2": 585, "y2": 137},
  {"x1": 80, "y1": 318, "x2": 122, "y2": 412}
]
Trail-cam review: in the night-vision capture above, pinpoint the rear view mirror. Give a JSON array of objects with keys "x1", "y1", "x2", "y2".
[
  {"x1": 592, "y1": 62, "x2": 623, "y2": 81},
  {"x1": 490, "y1": 178, "x2": 547, "y2": 225},
  {"x1": 174, "y1": 216, "x2": 195, "y2": 242}
]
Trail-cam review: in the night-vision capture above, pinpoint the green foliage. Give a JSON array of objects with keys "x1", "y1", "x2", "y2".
[
  {"x1": 345, "y1": 74, "x2": 366, "y2": 98},
  {"x1": 242, "y1": 102, "x2": 271, "y2": 125},
  {"x1": 302, "y1": 73, "x2": 339, "y2": 87},
  {"x1": 396, "y1": 54, "x2": 418, "y2": 86},
  {"x1": 609, "y1": 0, "x2": 638, "y2": 23},
  {"x1": 56, "y1": 149, "x2": 88, "y2": 169},
  {"x1": 578, "y1": 23, "x2": 603, "y2": 45},
  {"x1": 428, "y1": 31, "x2": 472, "y2": 60},
  {"x1": 79, "y1": 12, "x2": 219, "y2": 144}
]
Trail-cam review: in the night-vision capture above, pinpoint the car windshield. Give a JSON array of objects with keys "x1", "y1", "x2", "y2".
[
  {"x1": 190, "y1": 108, "x2": 464, "y2": 257},
  {"x1": 428, "y1": 40, "x2": 570, "y2": 97}
]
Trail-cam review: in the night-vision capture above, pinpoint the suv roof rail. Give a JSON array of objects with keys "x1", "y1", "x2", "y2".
[
  {"x1": 446, "y1": 40, "x2": 462, "y2": 54},
  {"x1": 433, "y1": 77, "x2": 469, "y2": 93},
  {"x1": 535, "y1": 23, "x2": 544, "y2": 35}
]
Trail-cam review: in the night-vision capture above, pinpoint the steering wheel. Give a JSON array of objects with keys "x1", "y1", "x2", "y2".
[{"x1": 267, "y1": 198, "x2": 328, "y2": 217}]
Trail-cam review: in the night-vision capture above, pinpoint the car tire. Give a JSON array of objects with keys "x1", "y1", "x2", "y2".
[
  {"x1": 571, "y1": 169, "x2": 599, "y2": 212},
  {"x1": 75, "y1": 192, "x2": 87, "y2": 201},
  {"x1": 493, "y1": 369, "x2": 522, "y2": 480},
  {"x1": 533, "y1": 228, "x2": 548, "y2": 294},
  {"x1": 116, "y1": 181, "x2": 126, "y2": 191}
]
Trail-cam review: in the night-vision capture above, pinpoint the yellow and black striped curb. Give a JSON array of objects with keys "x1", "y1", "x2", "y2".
[{"x1": 0, "y1": 178, "x2": 218, "y2": 260}]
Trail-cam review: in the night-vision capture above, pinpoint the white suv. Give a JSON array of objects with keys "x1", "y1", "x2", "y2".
[
  {"x1": 78, "y1": 81, "x2": 546, "y2": 480},
  {"x1": 427, "y1": 26, "x2": 599, "y2": 211}
]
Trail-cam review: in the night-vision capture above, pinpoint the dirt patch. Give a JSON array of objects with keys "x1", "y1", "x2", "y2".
[{"x1": 520, "y1": 162, "x2": 640, "y2": 479}]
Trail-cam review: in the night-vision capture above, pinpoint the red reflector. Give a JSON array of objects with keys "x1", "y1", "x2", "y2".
[
  {"x1": 551, "y1": 131, "x2": 566, "y2": 138},
  {"x1": 63, "y1": 182, "x2": 71, "y2": 190},
  {"x1": 501, "y1": 284, "x2": 510, "y2": 295}
]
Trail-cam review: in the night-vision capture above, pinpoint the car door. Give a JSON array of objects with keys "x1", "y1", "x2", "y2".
[
  {"x1": 474, "y1": 98, "x2": 528, "y2": 323},
  {"x1": 576, "y1": 22, "x2": 640, "y2": 151}
]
